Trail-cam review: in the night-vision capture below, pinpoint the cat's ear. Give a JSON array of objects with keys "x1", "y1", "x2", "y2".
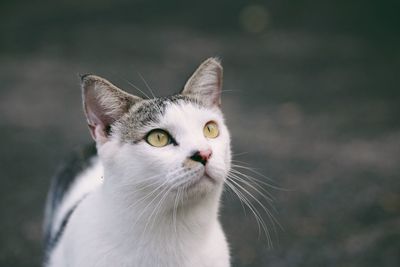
[
  {"x1": 181, "y1": 57, "x2": 223, "y2": 107},
  {"x1": 81, "y1": 74, "x2": 142, "y2": 143}
]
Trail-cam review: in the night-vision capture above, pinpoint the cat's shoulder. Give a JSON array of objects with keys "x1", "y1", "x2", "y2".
[{"x1": 43, "y1": 143, "x2": 101, "y2": 255}]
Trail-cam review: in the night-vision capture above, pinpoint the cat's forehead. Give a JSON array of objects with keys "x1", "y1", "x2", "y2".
[
  {"x1": 161, "y1": 100, "x2": 220, "y2": 129},
  {"x1": 115, "y1": 95, "x2": 205, "y2": 143},
  {"x1": 128, "y1": 95, "x2": 202, "y2": 125}
]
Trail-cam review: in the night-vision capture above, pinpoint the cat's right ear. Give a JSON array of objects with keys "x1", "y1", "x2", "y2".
[
  {"x1": 181, "y1": 57, "x2": 223, "y2": 107},
  {"x1": 81, "y1": 74, "x2": 142, "y2": 144}
]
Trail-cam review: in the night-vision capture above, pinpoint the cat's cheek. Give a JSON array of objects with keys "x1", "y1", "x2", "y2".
[
  {"x1": 97, "y1": 139, "x2": 120, "y2": 166},
  {"x1": 206, "y1": 161, "x2": 227, "y2": 184}
]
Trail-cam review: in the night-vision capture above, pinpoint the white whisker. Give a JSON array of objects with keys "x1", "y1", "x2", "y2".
[
  {"x1": 228, "y1": 177, "x2": 282, "y2": 233},
  {"x1": 124, "y1": 79, "x2": 151, "y2": 99},
  {"x1": 229, "y1": 169, "x2": 276, "y2": 200},
  {"x1": 228, "y1": 172, "x2": 275, "y2": 202},
  {"x1": 231, "y1": 164, "x2": 289, "y2": 191},
  {"x1": 138, "y1": 72, "x2": 156, "y2": 99},
  {"x1": 173, "y1": 187, "x2": 181, "y2": 234},
  {"x1": 143, "y1": 184, "x2": 173, "y2": 235},
  {"x1": 225, "y1": 179, "x2": 272, "y2": 246}
]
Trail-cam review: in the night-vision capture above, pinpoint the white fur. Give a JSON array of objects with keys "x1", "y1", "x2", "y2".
[
  {"x1": 48, "y1": 102, "x2": 231, "y2": 267},
  {"x1": 51, "y1": 158, "x2": 103, "y2": 236}
]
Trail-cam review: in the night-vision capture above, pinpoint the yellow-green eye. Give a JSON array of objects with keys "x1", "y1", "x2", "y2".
[
  {"x1": 146, "y1": 129, "x2": 171, "y2": 147},
  {"x1": 204, "y1": 121, "x2": 219, "y2": 138}
]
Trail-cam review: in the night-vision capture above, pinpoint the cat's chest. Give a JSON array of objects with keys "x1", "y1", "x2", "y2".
[
  {"x1": 53, "y1": 231, "x2": 227, "y2": 267},
  {"x1": 50, "y1": 193, "x2": 229, "y2": 267}
]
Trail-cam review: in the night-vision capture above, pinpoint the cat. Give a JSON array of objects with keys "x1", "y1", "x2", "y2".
[{"x1": 43, "y1": 58, "x2": 232, "y2": 267}]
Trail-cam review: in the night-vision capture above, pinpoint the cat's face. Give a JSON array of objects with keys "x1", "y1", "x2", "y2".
[
  {"x1": 105, "y1": 99, "x2": 231, "y2": 198},
  {"x1": 82, "y1": 58, "x2": 231, "y2": 203}
]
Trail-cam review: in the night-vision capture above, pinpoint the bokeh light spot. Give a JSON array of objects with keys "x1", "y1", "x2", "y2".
[{"x1": 240, "y1": 4, "x2": 269, "y2": 34}]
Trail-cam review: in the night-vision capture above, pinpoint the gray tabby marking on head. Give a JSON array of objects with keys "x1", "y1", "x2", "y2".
[
  {"x1": 115, "y1": 95, "x2": 200, "y2": 143},
  {"x1": 81, "y1": 57, "x2": 222, "y2": 144}
]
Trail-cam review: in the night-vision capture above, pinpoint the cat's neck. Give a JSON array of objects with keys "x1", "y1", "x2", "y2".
[{"x1": 95, "y1": 171, "x2": 223, "y2": 245}]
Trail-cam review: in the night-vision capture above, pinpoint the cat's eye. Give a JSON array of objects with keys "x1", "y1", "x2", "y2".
[
  {"x1": 203, "y1": 121, "x2": 219, "y2": 138},
  {"x1": 146, "y1": 129, "x2": 171, "y2": 147}
]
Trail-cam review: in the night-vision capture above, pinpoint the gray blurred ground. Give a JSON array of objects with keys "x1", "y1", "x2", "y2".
[{"x1": 0, "y1": 0, "x2": 399, "y2": 266}]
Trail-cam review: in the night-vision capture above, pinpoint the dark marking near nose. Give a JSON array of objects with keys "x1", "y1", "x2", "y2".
[{"x1": 190, "y1": 149, "x2": 212, "y2": 166}]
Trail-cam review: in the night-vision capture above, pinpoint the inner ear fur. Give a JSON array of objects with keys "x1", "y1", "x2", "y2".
[
  {"x1": 181, "y1": 57, "x2": 223, "y2": 107},
  {"x1": 81, "y1": 74, "x2": 142, "y2": 141}
]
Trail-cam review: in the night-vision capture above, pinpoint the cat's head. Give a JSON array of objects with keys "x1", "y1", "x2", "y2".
[{"x1": 81, "y1": 58, "x2": 231, "y2": 203}]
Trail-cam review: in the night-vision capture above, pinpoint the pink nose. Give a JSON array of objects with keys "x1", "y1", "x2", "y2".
[
  {"x1": 199, "y1": 149, "x2": 212, "y2": 160},
  {"x1": 190, "y1": 149, "x2": 212, "y2": 165}
]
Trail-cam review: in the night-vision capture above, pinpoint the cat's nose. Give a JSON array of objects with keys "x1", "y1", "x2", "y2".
[{"x1": 190, "y1": 149, "x2": 212, "y2": 166}]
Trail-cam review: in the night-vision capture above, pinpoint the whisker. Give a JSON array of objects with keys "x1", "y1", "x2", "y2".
[
  {"x1": 228, "y1": 172, "x2": 275, "y2": 202},
  {"x1": 123, "y1": 78, "x2": 151, "y2": 99},
  {"x1": 232, "y1": 176, "x2": 280, "y2": 226},
  {"x1": 143, "y1": 184, "x2": 173, "y2": 235},
  {"x1": 137, "y1": 72, "x2": 156, "y2": 98},
  {"x1": 129, "y1": 167, "x2": 187, "y2": 233},
  {"x1": 228, "y1": 177, "x2": 282, "y2": 236},
  {"x1": 173, "y1": 187, "x2": 181, "y2": 234},
  {"x1": 225, "y1": 179, "x2": 272, "y2": 246},
  {"x1": 224, "y1": 180, "x2": 248, "y2": 216},
  {"x1": 218, "y1": 157, "x2": 286, "y2": 247},
  {"x1": 220, "y1": 89, "x2": 238, "y2": 94},
  {"x1": 231, "y1": 164, "x2": 289, "y2": 191},
  {"x1": 231, "y1": 152, "x2": 250, "y2": 157},
  {"x1": 229, "y1": 169, "x2": 277, "y2": 199},
  {"x1": 124, "y1": 168, "x2": 182, "y2": 210},
  {"x1": 115, "y1": 173, "x2": 164, "y2": 190},
  {"x1": 133, "y1": 178, "x2": 172, "y2": 231},
  {"x1": 231, "y1": 163, "x2": 275, "y2": 182}
]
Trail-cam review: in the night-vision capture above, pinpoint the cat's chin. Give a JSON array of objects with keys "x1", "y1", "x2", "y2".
[
  {"x1": 182, "y1": 173, "x2": 218, "y2": 198},
  {"x1": 187, "y1": 173, "x2": 215, "y2": 188}
]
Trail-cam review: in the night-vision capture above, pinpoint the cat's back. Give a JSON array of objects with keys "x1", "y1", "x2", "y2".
[{"x1": 43, "y1": 143, "x2": 103, "y2": 262}]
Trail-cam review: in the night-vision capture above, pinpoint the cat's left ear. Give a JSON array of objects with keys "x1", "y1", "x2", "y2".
[
  {"x1": 81, "y1": 74, "x2": 142, "y2": 144},
  {"x1": 181, "y1": 57, "x2": 223, "y2": 107}
]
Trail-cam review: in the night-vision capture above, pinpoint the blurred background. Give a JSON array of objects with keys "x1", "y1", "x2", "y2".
[{"x1": 0, "y1": 0, "x2": 399, "y2": 266}]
